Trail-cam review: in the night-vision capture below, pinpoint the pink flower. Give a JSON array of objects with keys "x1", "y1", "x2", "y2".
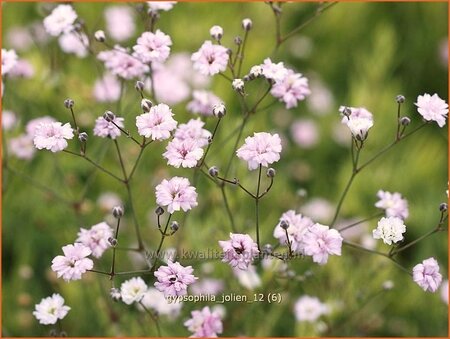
[
  {"x1": 413, "y1": 257, "x2": 442, "y2": 292},
  {"x1": 136, "y1": 103, "x2": 178, "y2": 141},
  {"x1": 273, "y1": 210, "x2": 314, "y2": 254},
  {"x1": 270, "y1": 70, "x2": 311, "y2": 109},
  {"x1": 104, "y1": 6, "x2": 135, "y2": 42},
  {"x1": 93, "y1": 73, "x2": 121, "y2": 102},
  {"x1": 187, "y1": 90, "x2": 222, "y2": 116},
  {"x1": 26, "y1": 116, "x2": 56, "y2": 137},
  {"x1": 93, "y1": 115, "x2": 124, "y2": 139},
  {"x1": 218, "y1": 233, "x2": 259, "y2": 270},
  {"x1": 8, "y1": 59, "x2": 35, "y2": 79},
  {"x1": 260, "y1": 58, "x2": 288, "y2": 82},
  {"x1": 8, "y1": 134, "x2": 35, "y2": 160},
  {"x1": 76, "y1": 222, "x2": 114, "y2": 258},
  {"x1": 339, "y1": 106, "x2": 373, "y2": 123},
  {"x1": 184, "y1": 306, "x2": 223, "y2": 338},
  {"x1": 147, "y1": 1, "x2": 177, "y2": 12},
  {"x1": 43, "y1": 5, "x2": 77, "y2": 37},
  {"x1": 2, "y1": 110, "x2": 17, "y2": 131},
  {"x1": 33, "y1": 122, "x2": 74, "y2": 152},
  {"x1": 163, "y1": 138, "x2": 204, "y2": 168},
  {"x1": 191, "y1": 278, "x2": 224, "y2": 296},
  {"x1": 2, "y1": 49, "x2": 18, "y2": 75},
  {"x1": 33, "y1": 294, "x2": 71, "y2": 325},
  {"x1": 303, "y1": 223, "x2": 343, "y2": 265},
  {"x1": 191, "y1": 41, "x2": 229, "y2": 76},
  {"x1": 174, "y1": 118, "x2": 212, "y2": 148},
  {"x1": 51, "y1": 243, "x2": 94, "y2": 281},
  {"x1": 98, "y1": 47, "x2": 148, "y2": 80},
  {"x1": 133, "y1": 30, "x2": 172, "y2": 64},
  {"x1": 146, "y1": 68, "x2": 190, "y2": 105},
  {"x1": 415, "y1": 93, "x2": 448, "y2": 127},
  {"x1": 291, "y1": 119, "x2": 319, "y2": 149},
  {"x1": 155, "y1": 176, "x2": 198, "y2": 214},
  {"x1": 375, "y1": 190, "x2": 409, "y2": 220},
  {"x1": 154, "y1": 260, "x2": 197, "y2": 297},
  {"x1": 236, "y1": 132, "x2": 282, "y2": 170},
  {"x1": 440, "y1": 280, "x2": 448, "y2": 304},
  {"x1": 58, "y1": 32, "x2": 88, "y2": 58}
]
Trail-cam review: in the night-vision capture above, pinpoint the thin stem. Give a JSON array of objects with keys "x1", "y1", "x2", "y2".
[
  {"x1": 110, "y1": 217, "x2": 121, "y2": 278},
  {"x1": 69, "y1": 107, "x2": 79, "y2": 134},
  {"x1": 284, "y1": 229, "x2": 293, "y2": 258},
  {"x1": 221, "y1": 186, "x2": 237, "y2": 232},
  {"x1": 223, "y1": 115, "x2": 249, "y2": 178},
  {"x1": 114, "y1": 140, "x2": 128, "y2": 180},
  {"x1": 198, "y1": 118, "x2": 221, "y2": 168},
  {"x1": 139, "y1": 301, "x2": 162, "y2": 337},
  {"x1": 126, "y1": 183, "x2": 144, "y2": 251},
  {"x1": 255, "y1": 164, "x2": 262, "y2": 251},
  {"x1": 249, "y1": 85, "x2": 272, "y2": 114},
  {"x1": 88, "y1": 269, "x2": 111, "y2": 276},
  {"x1": 216, "y1": 175, "x2": 256, "y2": 199},
  {"x1": 237, "y1": 30, "x2": 249, "y2": 77},
  {"x1": 338, "y1": 212, "x2": 384, "y2": 232},
  {"x1": 151, "y1": 214, "x2": 172, "y2": 270},
  {"x1": 110, "y1": 120, "x2": 141, "y2": 146},
  {"x1": 218, "y1": 72, "x2": 233, "y2": 82},
  {"x1": 330, "y1": 172, "x2": 356, "y2": 227},
  {"x1": 128, "y1": 138, "x2": 151, "y2": 181},
  {"x1": 149, "y1": 62, "x2": 156, "y2": 102},
  {"x1": 258, "y1": 176, "x2": 274, "y2": 199}
]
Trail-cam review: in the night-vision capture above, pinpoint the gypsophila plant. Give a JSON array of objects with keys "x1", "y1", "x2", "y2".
[{"x1": 2, "y1": 2, "x2": 448, "y2": 337}]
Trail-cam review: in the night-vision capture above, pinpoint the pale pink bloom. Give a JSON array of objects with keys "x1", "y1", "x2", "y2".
[
  {"x1": 147, "y1": 1, "x2": 177, "y2": 12},
  {"x1": 58, "y1": 32, "x2": 88, "y2": 58},
  {"x1": 33, "y1": 294, "x2": 70, "y2": 325},
  {"x1": 146, "y1": 68, "x2": 190, "y2": 105},
  {"x1": 271, "y1": 70, "x2": 311, "y2": 109},
  {"x1": 167, "y1": 53, "x2": 210, "y2": 88},
  {"x1": 372, "y1": 216, "x2": 406, "y2": 245},
  {"x1": 8, "y1": 59, "x2": 35, "y2": 78},
  {"x1": 236, "y1": 132, "x2": 282, "y2": 170},
  {"x1": 93, "y1": 115, "x2": 124, "y2": 139},
  {"x1": 98, "y1": 47, "x2": 148, "y2": 80},
  {"x1": 33, "y1": 122, "x2": 74, "y2": 152},
  {"x1": 187, "y1": 90, "x2": 222, "y2": 116},
  {"x1": 104, "y1": 6, "x2": 135, "y2": 42},
  {"x1": 345, "y1": 116, "x2": 374, "y2": 141},
  {"x1": 136, "y1": 103, "x2": 177, "y2": 141},
  {"x1": 43, "y1": 5, "x2": 77, "y2": 37},
  {"x1": 291, "y1": 119, "x2": 319, "y2": 148},
  {"x1": 6, "y1": 27, "x2": 33, "y2": 52},
  {"x1": 163, "y1": 138, "x2": 204, "y2": 168},
  {"x1": 307, "y1": 79, "x2": 335, "y2": 115},
  {"x1": 155, "y1": 176, "x2": 198, "y2": 214},
  {"x1": 440, "y1": 280, "x2": 448, "y2": 304},
  {"x1": 140, "y1": 288, "x2": 183, "y2": 317},
  {"x1": 415, "y1": 93, "x2": 448, "y2": 127},
  {"x1": 133, "y1": 30, "x2": 172, "y2": 64},
  {"x1": 184, "y1": 306, "x2": 223, "y2": 338},
  {"x1": 173, "y1": 118, "x2": 212, "y2": 148},
  {"x1": 339, "y1": 106, "x2": 373, "y2": 123},
  {"x1": 219, "y1": 233, "x2": 259, "y2": 270},
  {"x1": 260, "y1": 58, "x2": 288, "y2": 82},
  {"x1": 413, "y1": 257, "x2": 443, "y2": 292},
  {"x1": 300, "y1": 198, "x2": 335, "y2": 224},
  {"x1": 76, "y1": 222, "x2": 113, "y2": 258},
  {"x1": 191, "y1": 41, "x2": 229, "y2": 76},
  {"x1": 294, "y1": 296, "x2": 329, "y2": 323},
  {"x1": 93, "y1": 73, "x2": 121, "y2": 102},
  {"x1": 9, "y1": 135, "x2": 35, "y2": 160},
  {"x1": 233, "y1": 265, "x2": 261, "y2": 290},
  {"x1": 303, "y1": 223, "x2": 343, "y2": 265},
  {"x1": 1, "y1": 49, "x2": 18, "y2": 75},
  {"x1": 26, "y1": 116, "x2": 57, "y2": 137},
  {"x1": 191, "y1": 278, "x2": 224, "y2": 295},
  {"x1": 154, "y1": 261, "x2": 197, "y2": 297},
  {"x1": 273, "y1": 210, "x2": 314, "y2": 254},
  {"x1": 375, "y1": 190, "x2": 409, "y2": 220},
  {"x1": 97, "y1": 192, "x2": 122, "y2": 212},
  {"x1": 2, "y1": 110, "x2": 17, "y2": 131},
  {"x1": 120, "y1": 277, "x2": 148, "y2": 304},
  {"x1": 51, "y1": 243, "x2": 94, "y2": 281}
]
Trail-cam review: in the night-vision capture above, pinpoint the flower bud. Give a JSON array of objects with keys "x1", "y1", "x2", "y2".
[
  {"x1": 341, "y1": 106, "x2": 351, "y2": 117},
  {"x1": 266, "y1": 168, "x2": 276, "y2": 178},
  {"x1": 94, "y1": 30, "x2": 106, "y2": 42},
  {"x1": 209, "y1": 25, "x2": 223, "y2": 41},
  {"x1": 212, "y1": 103, "x2": 226, "y2": 118},
  {"x1": 382, "y1": 280, "x2": 394, "y2": 290},
  {"x1": 243, "y1": 75, "x2": 250, "y2": 82},
  {"x1": 232, "y1": 78, "x2": 245, "y2": 93},
  {"x1": 135, "y1": 80, "x2": 145, "y2": 92},
  {"x1": 103, "y1": 110, "x2": 115, "y2": 122},
  {"x1": 78, "y1": 132, "x2": 88, "y2": 142},
  {"x1": 141, "y1": 98, "x2": 153, "y2": 112},
  {"x1": 262, "y1": 243, "x2": 273, "y2": 254},
  {"x1": 64, "y1": 98, "x2": 74, "y2": 109},
  {"x1": 108, "y1": 237, "x2": 118, "y2": 246},
  {"x1": 396, "y1": 95, "x2": 405, "y2": 104},
  {"x1": 209, "y1": 166, "x2": 219, "y2": 177},
  {"x1": 280, "y1": 220, "x2": 289, "y2": 230},
  {"x1": 112, "y1": 205, "x2": 124, "y2": 218},
  {"x1": 170, "y1": 221, "x2": 179, "y2": 232},
  {"x1": 297, "y1": 188, "x2": 307, "y2": 198},
  {"x1": 234, "y1": 36, "x2": 242, "y2": 45},
  {"x1": 439, "y1": 203, "x2": 448, "y2": 212},
  {"x1": 155, "y1": 206, "x2": 164, "y2": 216},
  {"x1": 249, "y1": 65, "x2": 263, "y2": 79},
  {"x1": 400, "y1": 117, "x2": 411, "y2": 126},
  {"x1": 242, "y1": 18, "x2": 253, "y2": 31},
  {"x1": 110, "y1": 287, "x2": 121, "y2": 301}
]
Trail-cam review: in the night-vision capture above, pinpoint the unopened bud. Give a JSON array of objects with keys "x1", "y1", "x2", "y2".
[
  {"x1": 212, "y1": 103, "x2": 226, "y2": 118},
  {"x1": 341, "y1": 106, "x2": 351, "y2": 117},
  {"x1": 232, "y1": 78, "x2": 245, "y2": 93},
  {"x1": 135, "y1": 81, "x2": 145, "y2": 92},
  {"x1": 243, "y1": 75, "x2": 250, "y2": 82},
  {"x1": 267, "y1": 168, "x2": 276, "y2": 178},
  {"x1": 249, "y1": 65, "x2": 263, "y2": 79},
  {"x1": 242, "y1": 18, "x2": 253, "y2": 31},
  {"x1": 396, "y1": 95, "x2": 405, "y2": 104},
  {"x1": 209, "y1": 25, "x2": 223, "y2": 41},
  {"x1": 108, "y1": 237, "x2": 118, "y2": 246},
  {"x1": 400, "y1": 117, "x2": 411, "y2": 126},
  {"x1": 170, "y1": 221, "x2": 179, "y2": 232},
  {"x1": 94, "y1": 30, "x2": 106, "y2": 42},
  {"x1": 73, "y1": 22, "x2": 83, "y2": 32},
  {"x1": 262, "y1": 243, "x2": 273, "y2": 254},
  {"x1": 64, "y1": 98, "x2": 74, "y2": 109},
  {"x1": 112, "y1": 206, "x2": 124, "y2": 218},
  {"x1": 234, "y1": 36, "x2": 242, "y2": 45},
  {"x1": 209, "y1": 166, "x2": 219, "y2": 177},
  {"x1": 155, "y1": 206, "x2": 164, "y2": 216},
  {"x1": 110, "y1": 287, "x2": 121, "y2": 301},
  {"x1": 103, "y1": 110, "x2": 115, "y2": 122},
  {"x1": 280, "y1": 220, "x2": 289, "y2": 230},
  {"x1": 439, "y1": 203, "x2": 448, "y2": 212},
  {"x1": 78, "y1": 132, "x2": 88, "y2": 142},
  {"x1": 141, "y1": 98, "x2": 153, "y2": 112},
  {"x1": 297, "y1": 188, "x2": 307, "y2": 198}
]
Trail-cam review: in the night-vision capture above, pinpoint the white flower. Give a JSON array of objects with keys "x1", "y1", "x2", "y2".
[
  {"x1": 209, "y1": 25, "x2": 223, "y2": 40},
  {"x1": 147, "y1": 1, "x2": 177, "y2": 12},
  {"x1": 294, "y1": 296, "x2": 329, "y2": 323},
  {"x1": 140, "y1": 288, "x2": 183, "y2": 317},
  {"x1": 345, "y1": 116, "x2": 374, "y2": 140},
  {"x1": 1, "y1": 49, "x2": 18, "y2": 75},
  {"x1": 43, "y1": 5, "x2": 78, "y2": 37},
  {"x1": 372, "y1": 216, "x2": 406, "y2": 245},
  {"x1": 415, "y1": 93, "x2": 448, "y2": 127},
  {"x1": 33, "y1": 294, "x2": 71, "y2": 325},
  {"x1": 120, "y1": 277, "x2": 148, "y2": 305}
]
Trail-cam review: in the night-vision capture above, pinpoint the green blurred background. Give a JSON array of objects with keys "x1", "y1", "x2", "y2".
[{"x1": 2, "y1": 1, "x2": 448, "y2": 337}]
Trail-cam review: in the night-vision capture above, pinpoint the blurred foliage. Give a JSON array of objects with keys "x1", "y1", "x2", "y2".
[{"x1": 2, "y1": 1, "x2": 448, "y2": 337}]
